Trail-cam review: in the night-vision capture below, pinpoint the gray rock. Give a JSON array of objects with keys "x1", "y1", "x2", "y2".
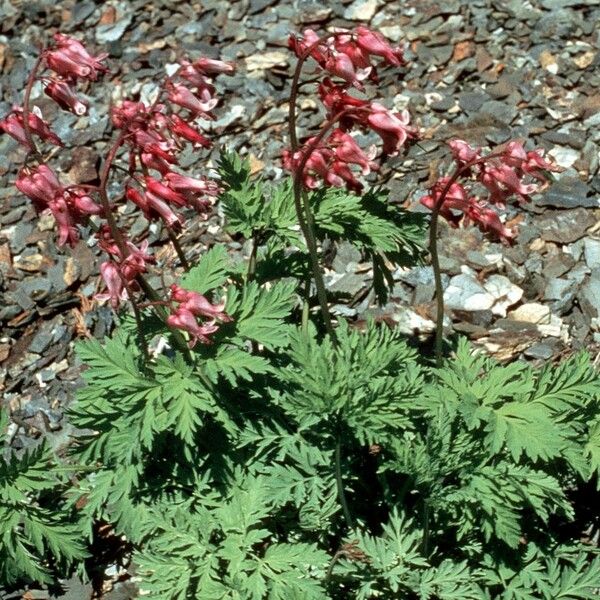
[
  {"x1": 480, "y1": 100, "x2": 518, "y2": 124},
  {"x1": 537, "y1": 208, "x2": 596, "y2": 244},
  {"x1": 540, "y1": 0, "x2": 599, "y2": 7},
  {"x1": 444, "y1": 272, "x2": 495, "y2": 312},
  {"x1": 543, "y1": 252, "x2": 575, "y2": 278},
  {"x1": 328, "y1": 273, "x2": 365, "y2": 296},
  {"x1": 95, "y1": 10, "x2": 133, "y2": 43},
  {"x1": 584, "y1": 238, "x2": 600, "y2": 269},
  {"x1": 332, "y1": 242, "x2": 362, "y2": 273},
  {"x1": 579, "y1": 271, "x2": 600, "y2": 318},
  {"x1": 458, "y1": 91, "x2": 489, "y2": 113},
  {"x1": 524, "y1": 342, "x2": 556, "y2": 360},
  {"x1": 539, "y1": 177, "x2": 597, "y2": 209}
]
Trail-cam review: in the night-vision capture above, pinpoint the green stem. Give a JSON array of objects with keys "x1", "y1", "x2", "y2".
[
  {"x1": 429, "y1": 206, "x2": 444, "y2": 367},
  {"x1": 335, "y1": 437, "x2": 354, "y2": 530},
  {"x1": 166, "y1": 226, "x2": 190, "y2": 271},
  {"x1": 301, "y1": 276, "x2": 310, "y2": 334},
  {"x1": 290, "y1": 113, "x2": 346, "y2": 343},
  {"x1": 247, "y1": 231, "x2": 258, "y2": 282},
  {"x1": 429, "y1": 152, "x2": 505, "y2": 366}
]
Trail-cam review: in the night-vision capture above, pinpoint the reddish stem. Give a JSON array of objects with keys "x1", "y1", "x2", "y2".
[
  {"x1": 429, "y1": 151, "x2": 504, "y2": 365},
  {"x1": 22, "y1": 55, "x2": 45, "y2": 159}
]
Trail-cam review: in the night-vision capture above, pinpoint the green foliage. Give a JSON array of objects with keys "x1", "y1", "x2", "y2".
[
  {"x1": 0, "y1": 411, "x2": 88, "y2": 585},
  {"x1": 218, "y1": 151, "x2": 426, "y2": 301},
  {"x1": 4, "y1": 151, "x2": 600, "y2": 597},
  {"x1": 218, "y1": 151, "x2": 300, "y2": 250}
]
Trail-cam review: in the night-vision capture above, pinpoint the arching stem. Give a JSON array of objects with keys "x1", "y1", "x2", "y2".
[
  {"x1": 429, "y1": 152, "x2": 504, "y2": 366},
  {"x1": 22, "y1": 55, "x2": 45, "y2": 160},
  {"x1": 290, "y1": 112, "x2": 347, "y2": 343}
]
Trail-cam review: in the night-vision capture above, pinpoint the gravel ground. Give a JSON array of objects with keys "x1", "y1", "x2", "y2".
[{"x1": 1, "y1": 0, "x2": 600, "y2": 596}]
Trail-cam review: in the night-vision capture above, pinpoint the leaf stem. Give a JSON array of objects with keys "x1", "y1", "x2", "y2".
[
  {"x1": 335, "y1": 437, "x2": 354, "y2": 530},
  {"x1": 247, "y1": 231, "x2": 258, "y2": 282}
]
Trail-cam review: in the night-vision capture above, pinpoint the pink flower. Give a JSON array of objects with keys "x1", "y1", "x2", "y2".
[
  {"x1": 324, "y1": 52, "x2": 371, "y2": 89},
  {"x1": 166, "y1": 307, "x2": 219, "y2": 347},
  {"x1": 1, "y1": 109, "x2": 62, "y2": 148},
  {"x1": 169, "y1": 114, "x2": 212, "y2": 148},
  {"x1": 145, "y1": 176, "x2": 188, "y2": 206},
  {"x1": 23, "y1": 109, "x2": 63, "y2": 147},
  {"x1": 126, "y1": 187, "x2": 182, "y2": 229},
  {"x1": 111, "y1": 100, "x2": 148, "y2": 129},
  {"x1": 192, "y1": 57, "x2": 236, "y2": 75},
  {"x1": 502, "y1": 141, "x2": 560, "y2": 182},
  {"x1": 177, "y1": 62, "x2": 216, "y2": 90},
  {"x1": 330, "y1": 160, "x2": 363, "y2": 192},
  {"x1": 44, "y1": 80, "x2": 88, "y2": 115},
  {"x1": 66, "y1": 189, "x2": 102, "y2": 217},
  {"x1": 420, "y1": 178, "x2": 471, "y2": 226},
  {"x1": 164, "y1": 172, "x2": 220, "y2": 196},
  {"x1": 15, "y1": 164, "x2": 62, "y2": 208},
  {"x1": 448, "y1": 139, "x2": 481, "y2": 165},
  {"x1": 480, "y1": 165, "x2": 537, "y2": 205},
  {"x1": 318, "y1": 78, "x2": 368, "y2": 111},
  {"x1": 354, "y1": 26, "x2": 405, "y2": 66},
  {"x1": 420, "y1": 177, "x2": 516, "y2": 244},
  {"x1": 97, "y1": 261, "x2": 127, "y2": 309},
  {"x1": 141, "y1": 152, "x2": 173, "y2": 175},
  {"x1": 45, "y1": 33, "x2": 108, "y2": 81},
  {"x1": 330, "y1": 129, "x2": 378, "y2": 174},
  {"x1": 0, "y1": 113, "x2": 31, "y2": 148},
  {"x1": 170, "y1": 285, "x2": 231, "y2": 322},
  {"x1": 465, "y1": 201, "x2": 516, "y2": 243},
  {"x1": 365, "y1": 103, "x2": 414, "y2": 156},
  {"x1": 334, "y1": 36, "x2": 372, "y2": 70},
  {"x1": 288, "y1": 29, "x2": 327, "y2": 64},
  {"x1": 48, "y1": 195, "x2": 79, "y2": 247},
  {"x1": 167, "y1": 81, "x2": 217, "y2": 116}
]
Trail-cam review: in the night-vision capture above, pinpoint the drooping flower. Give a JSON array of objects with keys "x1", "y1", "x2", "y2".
[
  {"x1": 15, "y1": 164, "x2": 63, "y2": 208},
  {"x1": 365, "y1": 103, "x2": 415, "y2": 156},
  {"x1": 169, "y1": 114, "x2": 212, "y2": 148},
  {"x1": 167, "y1": 284, "x2": 231, "y2": 347},
  {"x1": 45, "y1": 33, "x2": 108, "y2": 82},
  {"x1": 420, "y1": 177, "x2": 515, "y2": 243},
  {"x1": 192, "y1": 57, "x2": 236, "y2": 75},
  {"x1": 166, "y1": 81, "x2": 217, "y2": 116},
  {"x1": 96, "y1": 261, "x2": 127, "y2": 309},
  {"x1": 170, "y1": 285, "x2": 232, "y2": 322},
  {"x1": 126, "y1": 187, "x2": 182, "y2": 229},
  {"x1": 166, "y1": 308, "x2": 219, "y2": 347},
  {"x1": 0, "y1": 109, "x2": 63, "y2": 148},
  {"x1": 329, "y1": 129, "x2": 378, "y2": 175},
  {"x1": 354, "y1": 26, "x2": 405, "y2": 67},
  {"x1": 44, "y1": 80, "x2": 88, "y2": 115}
]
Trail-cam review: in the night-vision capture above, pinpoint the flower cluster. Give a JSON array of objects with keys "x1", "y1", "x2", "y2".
[
  {"x1": 96, "y1": 226, "x2": 156, "y2": 309},
  {"x1": 284, "y1": 28, "x2": 417, "y2": 192},
  {"x1": 0, "y1": 33, "x2": 107, "y2": 149},
  {"x1": 5, "y1": 32, "x2": 235, "y2": 348},
  {"x1": 289, "y1": 26, "x2": 405, "y2": 90},
  {"x1": 101, "y1": 57, "x2": 233, "y2": 317},
  {"x1": 421, "y1": 139, "x2": 560, "y2": 243},
  {"x1": 167, "y1": 284, "x2": 231, "y2": 347},
  {"x1": 16, "y1": 164, "x2": 102, "y2": 247},
  {"x1": 112, "y1": 57, "x2": 234, "y2": 228}
]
